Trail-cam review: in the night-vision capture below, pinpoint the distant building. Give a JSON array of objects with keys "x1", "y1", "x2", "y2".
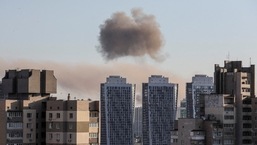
[
  {"x1": 186, "y1": 74, "x2": 214, "y2": 118},
  {"x1": 176, "y1": 98, "x2": 187, "y2": 119},
  {"x1": 172, "y1": 60, "x2": 256, "y2": 145},
  {"x1": 133, "y1": 106, "x2": 142, "y2": 138},
  {"x1": 171, "y1": 94, "x2": 236, "y2": 145},
  {"x1": 142, "y1": 75, "x2": 178, "y2": 145},
  {"x1": 100, "y1": 76, "x2": 135, "y2": 145},
  {"x1": 45, "y1": 96, "x2": 99, "y2": 145},
  {"x1": 2, "y1": 69, "x2": 57, "y2": 100}
]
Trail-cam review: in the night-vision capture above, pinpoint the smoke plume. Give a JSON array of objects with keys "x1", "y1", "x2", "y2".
[
  {"x1": 0, "y1": 59, "x2": 185, "y2": 105},
  {"x1": 98, "y1": 9, "x2": 164, "y2": 61}
]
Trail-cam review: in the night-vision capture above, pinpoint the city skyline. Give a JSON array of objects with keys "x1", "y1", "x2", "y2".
[{"x1": 1, "y1": 1, "x2": 257, "y2": 101}]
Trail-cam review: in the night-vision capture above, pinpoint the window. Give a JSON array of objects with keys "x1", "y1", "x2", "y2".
[
  {"x1": 224, "y1": 107, "x2": 234, "y2": 112},
  {"x1": 69, "y1": 113, "x2": 73, "y2": 119},
  {"x1": 56, "y1": 123, "x2": 60, "y2": 129},
  {"x1": 89, "y1": 123, "x2": 98, "y2": 127},
  {"x1": 69, "y1": 123, "x2": 73, "y2": 129},
  {"x1": 27, "y1": 113, "x2": 32, "y2": 118},
  {"x1": 49, "y1": 113, "x2": 53, "y2": 119},
  {"x1": 49, "y1": 133, "x2": 53, "y2": 140},
  {"x1": 7, "y1": 122, "x2": 23, "y2": 129},
  {"x1": 27, "y1": 123, "x2": 32, "y2": 128},
  {"x1": 89, "y1": 133, "x2": 98, "y2": 138},
  {"x1": 90, "y1": 112, "x2": 98, "y2": 117},
  {"x1": 49, "y1": 123, "x2": 53, "y2": 129},
  {"x1": 56, "y1": 133, "x2": 60, "y2": 140},
  {"x1": 26, "y1": 133, "x2": 32, "y2": 139},
  {"x1": 243, "y1": 115, "x2": 251, "y2": 120},
  {"x1": 224, "y1": 115, "x2": 234, "y2": 120},
  {"x1": 56, "y1": 113, "x2": 60, "y2": 118}
]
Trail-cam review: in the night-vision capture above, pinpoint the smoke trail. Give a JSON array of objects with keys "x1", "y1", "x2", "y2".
[{"x1": 98, "y1": 9, "x2": 164, "y2": 61}]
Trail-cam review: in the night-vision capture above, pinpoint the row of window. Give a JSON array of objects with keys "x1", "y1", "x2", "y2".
[
  {"x1": 89, "y1": 122, "x2": 99, "y2": 127},
  {"x1": 89, "y1": 133, "x2": 98, "y2": 138},
  {"x1": 49, "y1": 112, "x2": 73, "y2": 119},
  {"x1": 7, "y1": 112, "x2": 22, "y2": 117},
  {"x1": 7, "y1": 122, "x2": 23, "y2": 128},
  {"x1": 7, "y1": 132, "x2": 23, "y2": 138},
  {"x1": 49, "y1": 122, "x2": 99, "y2": 129},
  {"x1": 224, "y1": 115, "x2": 234, "y2": 120}
]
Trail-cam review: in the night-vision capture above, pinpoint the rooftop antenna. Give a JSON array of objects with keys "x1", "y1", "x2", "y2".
[{"x1": 250, "y1": 57, "x2": 252, "y2": 66}]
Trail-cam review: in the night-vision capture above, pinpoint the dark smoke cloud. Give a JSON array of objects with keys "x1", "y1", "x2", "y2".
[{"x1": 98, "y1": 9, "x2": 164, "y2": 61}]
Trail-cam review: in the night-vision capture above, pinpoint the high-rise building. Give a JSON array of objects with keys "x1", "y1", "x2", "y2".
[
  {"x1": 214, "y1": 60, "x2": 255, "y2": 145},
  {"x1": 142, "y1": 75, "x2": 178, "y2": 145},
  {"x1": 100, "y1": 76, "x2": 134, "y2": 145},
  {"x1": 186, "y1": 75, "x2": 214, "y2": 118},
  {"x1": 46, "y1": 97, "x2": 99, "y2": 145},
  {"x1": 1, "y1": 69, "x2": 57, "y2": 100}
]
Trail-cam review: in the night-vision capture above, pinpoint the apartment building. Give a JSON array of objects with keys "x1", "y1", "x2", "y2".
[
  {"x1": 142, "y1": 75, "x2": 178, "y2": 145},
  {"x1": 0, "y1": 96, "x2": 56, "y2": 145},
  {"x1": 46, "y1": 97, "x2": 99, "y2": 145},
  {"x1": 100, "y1": 76, "x2": 134, "y2": 145},
  {"x1": 0, "y1": 69, "x2": 57, "y2": 145},
  {"x1": 214, "y1": 61, "x2": 256, "y2": 145}
]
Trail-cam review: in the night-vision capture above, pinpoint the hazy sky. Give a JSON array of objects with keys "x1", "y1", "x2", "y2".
[{"x1": 1, "y1": 1, "x2": 257, "y2": 102}]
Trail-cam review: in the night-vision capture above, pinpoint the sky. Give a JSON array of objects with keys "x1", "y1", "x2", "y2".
[{"x1": 1, "y1": 1, "x2": 257, "y2": 104}]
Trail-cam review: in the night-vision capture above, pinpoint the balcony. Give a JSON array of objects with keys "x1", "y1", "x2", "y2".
[
  {"x1": 90, "y1": 117, "x2": 99, "y2": 122},
  {"x1": 6, "y1": 138, "x2": 23, "y2": 144},
  {"x1": 7, "y1": 116, "x2": 23, "y2": 122},
  {"x1": 190, "y1": 131, "x2": 205, "y2": 140}
]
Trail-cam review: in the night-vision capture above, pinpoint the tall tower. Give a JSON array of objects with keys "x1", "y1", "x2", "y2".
[
  {"x1": 142, "y1": 75, "x2": 178, "y2": 145},
  {"x1": 214, "y1": 60, "x2": 255, "y2": 145},
  {"x1": 186, "y1": 75, "x2": 214, "y2": 118},
  {"x1": 100, "y1": 76, "x2": 134, "y2": 145}
]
